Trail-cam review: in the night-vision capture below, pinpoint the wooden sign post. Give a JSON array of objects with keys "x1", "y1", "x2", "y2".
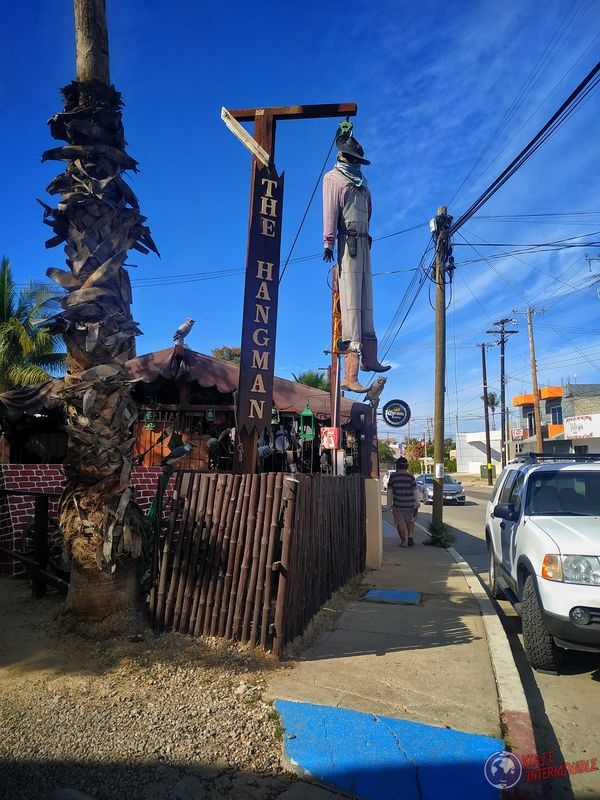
[{"x1": 226, "y1": 103, "x2": 357, "y2": 474}]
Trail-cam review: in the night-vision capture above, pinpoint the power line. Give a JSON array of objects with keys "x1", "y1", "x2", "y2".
[
  {"x1": 15, "y1": 215, "x2": 600, "y2": 289},
  {"x1": 461, "y1": 228, "x2": 599, "y2": 302},
  {"x1": 476, "y1": 211, "x2": 600, "y2": 223},
  {"x1": 454, "y1": 229, "x2": 600, "y2": 249},
  {"x1": 451, "y1": 58, "x2": 600, "y2": 235},
  {"x1": 450, "y1": 18, "x2": 600, "y2": 208},
  {"x1": 345, "y1": 243, "x2": 433, "y2": 397},
  {"x1": 279, "y1": 136, "x2": 336, "y2": 285},
  {"x1": 456, "y1": 232, "x2": 600, "y2": 373},
  {"x1": 454, "y1": 238, "x2": 600, "y2": 266},
  {"x1": 448, "y1": 0, "x2": 591, "y2": 205}
]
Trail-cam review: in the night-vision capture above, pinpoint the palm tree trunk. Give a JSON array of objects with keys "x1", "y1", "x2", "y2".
[
  {"x1": 42, "y1": 0, "x2": 158, "y2": 630},
  {"x1": 74, "y1": 0, "x2": 110, "y2": 83}
]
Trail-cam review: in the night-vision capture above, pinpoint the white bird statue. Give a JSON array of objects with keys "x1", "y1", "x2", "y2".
[{"x1": 173, "y1": 318, "x2": 195, "y2": 342}]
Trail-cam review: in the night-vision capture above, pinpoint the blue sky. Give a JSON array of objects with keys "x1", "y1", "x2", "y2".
[{"x1": 2, "y1": 1, "x2": 599, "y2": 440}]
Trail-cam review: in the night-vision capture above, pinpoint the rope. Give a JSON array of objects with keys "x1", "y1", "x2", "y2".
[{"x1": 279, "y1": 135, "x2": 337, "y2": 284}]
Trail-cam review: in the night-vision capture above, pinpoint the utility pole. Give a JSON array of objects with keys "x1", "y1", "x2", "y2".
[
  {"x1": 478, "y1": 343, "x2": 495, "y2": 485},
  {"x1": 513, "y1": 307, "x2": 544, "y2": 454},
  {"x1": 526, "y1": 308, "x2": 544, "y2": 454},
  {"x1": 425, "y1": 418, "x2": 432, "y2": 447},
  {"x1": 431, "y1": 206, "x2": 453, "y2": 531},
  {"x1": 487, "y1": 318, "x2": 518, "y2": 468}
]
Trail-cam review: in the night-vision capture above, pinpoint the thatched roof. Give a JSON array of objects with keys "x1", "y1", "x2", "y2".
[
  {"x1": 0, "y1": 380, "x2": 63, "y2": 422},
  {"x1": 0, "y1": 346, "x2": 369, "y2": 426}
]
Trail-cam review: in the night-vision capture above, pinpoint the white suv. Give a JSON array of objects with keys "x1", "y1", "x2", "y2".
[{"x1": 486, "y1": 455, "x2": 600, "y2": 672}]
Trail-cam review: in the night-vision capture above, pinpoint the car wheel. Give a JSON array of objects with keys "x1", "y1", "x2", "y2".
[
  {"x1": 521, "y1": 575, "x2": 565, "y2": 673},
  {"x1": 487, "y1": 543, "x2": 504, "y2": 599}
]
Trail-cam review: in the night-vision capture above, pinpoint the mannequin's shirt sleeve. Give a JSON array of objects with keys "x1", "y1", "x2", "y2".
[{"x1": 323, "y1": 171, "x2": 347, "y2": 250}]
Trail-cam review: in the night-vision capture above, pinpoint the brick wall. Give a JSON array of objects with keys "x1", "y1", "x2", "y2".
[{"x1": 0, "y1": 465, "x2": 171, "y2": 576}]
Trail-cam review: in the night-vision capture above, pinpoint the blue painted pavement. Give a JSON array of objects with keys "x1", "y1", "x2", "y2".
[
  {"x1": 275, "y1": 700, "x2": 503, "y2": 800},
  {"x1": 364, "y1": 589, "x2": 422, "y2": 605}
]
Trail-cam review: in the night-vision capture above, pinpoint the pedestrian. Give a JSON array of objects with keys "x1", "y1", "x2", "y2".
[{"x1": 388, "y1": 456, "x2": 419, "y2": 547}]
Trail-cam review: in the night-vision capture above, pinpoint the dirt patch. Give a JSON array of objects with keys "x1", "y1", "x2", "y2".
[{"x1": 0, "y1": 577, "x2": 297, "y2": 800}]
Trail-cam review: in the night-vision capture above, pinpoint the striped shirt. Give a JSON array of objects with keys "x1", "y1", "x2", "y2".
[
  {"x1": 322, "y1": 167, "x2": 372, "y2": 250},
  {"x1": 389, "y1": 470, "x2": 417, "y2": 509}
]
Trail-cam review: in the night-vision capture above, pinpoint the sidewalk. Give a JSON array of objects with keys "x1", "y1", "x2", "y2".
[{"x1": 267, "y1": 507, "x2": 506, "y2": 800}]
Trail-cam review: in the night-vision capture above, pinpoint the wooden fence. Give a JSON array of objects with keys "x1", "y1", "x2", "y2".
[{"x1": 149, "y1": 471, "x2": 365, "y2": 656}]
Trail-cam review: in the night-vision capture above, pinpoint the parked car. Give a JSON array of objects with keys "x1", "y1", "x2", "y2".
[
  {"x1": 415, "y1": 473, "x2": 465, "y2": 505},
  {"x1": 486, "y1": 454, "x2": 600, "y2": 672}
]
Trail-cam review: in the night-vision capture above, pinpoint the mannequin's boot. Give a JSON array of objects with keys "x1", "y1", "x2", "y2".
[
  {"x1": 360, "y1": 338, "x2": 391, "y2": 372},
  {"x1": 341, "y1": 352, "x2": 369, "y2": 393}
]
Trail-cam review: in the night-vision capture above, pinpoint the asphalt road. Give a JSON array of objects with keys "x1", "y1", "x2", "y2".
[{"x1": 417, "y1": 484, "x2": 600, "y2": 800}]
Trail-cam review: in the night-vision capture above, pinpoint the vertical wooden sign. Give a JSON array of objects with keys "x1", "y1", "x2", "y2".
[
  {"x1": 226, "y1": 103, "x2": 357, "y2": 474},
  {"x1": 236, "y1": 163, "x2": 285, "y2": 436}
]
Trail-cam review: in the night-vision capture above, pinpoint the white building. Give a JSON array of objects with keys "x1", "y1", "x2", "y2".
[
  {"x1": 456, "y1": 429, "x2": 502, "y2": 475},
  {"x1": 563, "y1": 413, "x2": 600, "y2": 453}
]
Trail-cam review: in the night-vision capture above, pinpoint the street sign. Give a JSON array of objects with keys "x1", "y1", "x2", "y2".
[{"x1": 382, "y1": 399, "x2": 411, "y2": 427}]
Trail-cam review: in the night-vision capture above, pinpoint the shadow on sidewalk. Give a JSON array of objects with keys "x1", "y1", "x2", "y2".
[
  {"x1": 294, "y1": 518, "x2": 485, "y2": 663},
  {"x1": 294, "y1": 590, "x2": 484, "y2": 661}
]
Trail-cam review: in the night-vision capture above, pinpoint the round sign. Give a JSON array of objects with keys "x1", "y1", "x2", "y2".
[{"x1": 382, "y1": 399, "x2": 411, "y2": 427}]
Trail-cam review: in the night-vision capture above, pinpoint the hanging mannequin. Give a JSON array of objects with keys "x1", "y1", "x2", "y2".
[{"x1": 323, "y1": 122, "x2": 390, "y2": 392}]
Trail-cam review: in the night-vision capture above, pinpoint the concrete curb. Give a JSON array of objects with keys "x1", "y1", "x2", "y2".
[{"x1": 414, "y1": 522, "x2": 542, "y2": 798}]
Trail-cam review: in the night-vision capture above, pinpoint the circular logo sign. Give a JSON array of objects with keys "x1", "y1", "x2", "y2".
[
  {"x1": 382, "y1": 399, "x2": 411, "y2": 428},
  {"x1": 484, "y1": 750, "x2": 522, "y2": 789}
]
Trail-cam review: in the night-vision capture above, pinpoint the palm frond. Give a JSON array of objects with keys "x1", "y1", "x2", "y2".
[
  {"x1": 25, "y1": 281, "x2": 65, "y2": 316},
  {"x1": 7, "y1": 362, "x2": 54, "y2": 388},
  {"x1": 0, "y1": 318, "x2": 33, "y2": 359},
  {"x1": 292, "y1": 369, "x2": 330, "y2": 391},
  {"x1": 28, "y1": 352, "x2": 67, "y2": 375},
  {"x1": 0, "y1": 260, "x2": 66, "y2": 390},
  {"x1": 0, "y1": 257, "x2": 16, "y2": 322}
]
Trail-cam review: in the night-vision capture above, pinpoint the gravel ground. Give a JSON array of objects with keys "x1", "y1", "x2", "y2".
[{"x1": 0, "y1": 578, "x2": 347, "y2": 800}]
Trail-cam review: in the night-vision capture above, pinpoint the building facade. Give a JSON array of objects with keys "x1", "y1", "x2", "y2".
[
  {"x1": 509, "y1": 382, "x2": 600, "y2": 457},
  {"x1": 456, "y1": 429, "x2": 502, "y2": 475}
]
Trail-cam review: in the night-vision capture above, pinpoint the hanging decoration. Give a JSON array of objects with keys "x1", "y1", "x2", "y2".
[
  {"x1": 299, "y1": 403, "x2": 316, "y2": 440},
  {"x1": 143, "y1": 411, "x2": 156, "y2": 431}
]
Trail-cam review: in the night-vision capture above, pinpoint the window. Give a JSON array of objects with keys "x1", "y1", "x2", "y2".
[
  {"x1": 508, "y1": 472, "x2": 526, "y2": 513},
  {"x1": 498, "y1": 470, "x2": 519, "y2": 504},
  {"x1": 525, "y1": 470, "x2": 600, "y2": 515},
  {"x1": 550, "y1": 405, "x2": 563, "y2": 425},
  {"x1": 491, "y1": 468, "x2": 509, "y2": 503},
  {"x1": 527, "y1": 411, "x2": 535, "y2": 436},
  {"x1": 574, "y1": 445, "x2": 588, "y2": 455}
]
